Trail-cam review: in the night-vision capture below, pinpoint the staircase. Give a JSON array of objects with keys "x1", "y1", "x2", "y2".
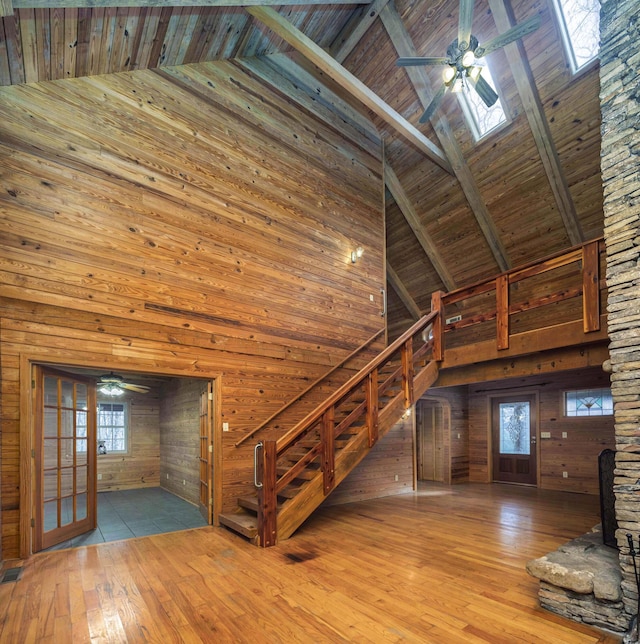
[{"x1": 219, "y1": 312, "x2": 440, "y2": 546}]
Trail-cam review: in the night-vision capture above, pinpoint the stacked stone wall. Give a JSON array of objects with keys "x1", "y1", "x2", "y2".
[{"x1": 600, "y1": 0, "x2": 640, "y2": 626}]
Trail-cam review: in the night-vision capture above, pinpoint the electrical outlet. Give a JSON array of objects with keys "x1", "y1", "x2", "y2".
[
  {"x1": 183, "y1": 480, "x2": 186, "y2": 485},
  {"x1": 394, "y1": 474, "x2": 399, "y2": 481},
  {"x1": 97, "y1": 473, "x2": 102, "y2": 480},
  {"x1": 166, "y1": 473, "x2": 169, "y2": 479},
  {"x1": 562, "y1": 431, "x2": 568, "y2": 438},
  {"x1": 563, "y1": 471, "x2": 569, "y2": 478},
  {"x1": 370, "y1": 294, "x2": 374, "y2": 302},
  {"x1": 223, "y1": 422, "x2": 230, "y2": 432}
]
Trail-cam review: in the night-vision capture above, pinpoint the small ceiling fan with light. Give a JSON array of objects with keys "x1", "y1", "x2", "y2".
[
  {"x1": 396, "y1": 0, "x2": 541, "y2": 122},
  {"x1": 97, "y1": 372, "x2": 150, "y2": 396}
]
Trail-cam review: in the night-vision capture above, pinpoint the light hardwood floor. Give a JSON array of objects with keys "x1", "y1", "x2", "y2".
[{"x1": 0, "y1": 483, "x2": 623, "y2": 643}]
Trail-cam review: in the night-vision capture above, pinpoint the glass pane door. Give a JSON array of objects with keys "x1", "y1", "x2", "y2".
[{"x1": 35, "y1": 368, "x2": 96, "y2": 551}]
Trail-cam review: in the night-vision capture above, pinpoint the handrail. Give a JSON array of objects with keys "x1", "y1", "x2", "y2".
[
  {"x1": 276, "y1": 312, "x2": 436, "y2": 454},
  {"x1": 235, "y1": 327, "x2": 386, "y2": 447},
  {"x1": 442, "y1": 236, "x2": 604, "y2": 306}
]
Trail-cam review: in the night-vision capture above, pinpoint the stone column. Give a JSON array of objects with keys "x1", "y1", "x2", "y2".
[{"x1": 600, "y1": 0, "x2": 640, "y2": 626}]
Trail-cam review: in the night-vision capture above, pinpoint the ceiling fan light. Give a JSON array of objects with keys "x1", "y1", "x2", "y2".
[
  {"x1": 99, "y1": 383, "x2": 124, "y2": 396},
  {"x1": 443, "y1": 66, "x2": 456, "y2": 83},
  {"x1": 461, "y1": 50, "x2": 475, "y2": 68},
  {"x1": 452, "y1": 78, "x2": 464, "y2": 93},
  {"x1": 469, "y1": 65, "x2": 482, "y2": 80}
]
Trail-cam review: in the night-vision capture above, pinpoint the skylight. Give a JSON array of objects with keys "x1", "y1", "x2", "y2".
[
  {"x1": 552, "y1": 0, "x2": 600, "y2": 72},
  {"x1": 458, "y1": 65, "x2": 507, "y2": 141}
]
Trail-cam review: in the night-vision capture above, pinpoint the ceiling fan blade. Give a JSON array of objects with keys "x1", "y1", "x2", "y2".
[
  {"x1": 458, "y1": 0, "x2": 475, "y2": 50},
  {"x1": 397, "y1": 57, "x2": 449, "y2": 67},
  {"x1": 475, "y1": 14, "x2": 541, "y2": 57},
  {"x1": 468, "y1": 72, "x2": 499, "y2": 107},
  {"x1": 120, "y1": 383, "x2": 151, "y2": 393},
  {"x1": 419, "y1": 82, "x2": 450, "y2": 123}
]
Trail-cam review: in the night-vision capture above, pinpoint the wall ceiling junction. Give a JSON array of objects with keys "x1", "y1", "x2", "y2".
[{"x1": 0, "y1": 0, "x2": 604, "y2": 334}]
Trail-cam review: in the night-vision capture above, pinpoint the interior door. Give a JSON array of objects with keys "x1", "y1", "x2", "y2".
[
  {"x1": 198, "y1": 381, "x2": 213, "y2": 523},
  {"x1": 416, "y1": 401, "x2": 444, "y2": 482},
  {"x1": 34, "y1": 367, "x2": 97, "y2": 552},
  {"x1": 492, "y1": 395, "x2": 537, "y2": 485}
]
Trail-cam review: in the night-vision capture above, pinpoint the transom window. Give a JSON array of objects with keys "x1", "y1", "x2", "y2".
[
  {"x1": 458, "y1": 65, "x2": 507, "y2": 140},
  {"x1": 551, "y1": 0, "x2": 600, "y2": 73},
  {"x1": 564, "y1": 389, "x2": 613, "y2": 416}
]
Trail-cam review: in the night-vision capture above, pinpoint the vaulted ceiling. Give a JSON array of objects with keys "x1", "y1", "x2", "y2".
[{"x1": 0, "y1": 0, "x2": 603, "y2": 337}]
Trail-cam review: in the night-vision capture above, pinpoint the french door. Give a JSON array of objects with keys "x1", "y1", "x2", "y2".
[
  {"x1": 34, "y1": 367, "x2": 97, "y2": 551},
  {"x1": 198, "y1": 382, "x2": 213, "y2": 523},
  {"x1": 492, "y1": 395, "x2": 537, "y2": 486}
]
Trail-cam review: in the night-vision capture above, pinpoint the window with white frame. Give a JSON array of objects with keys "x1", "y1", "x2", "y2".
[
  {"x1": 564, "y1": 388, "x2": 613, "y2": 416},
  {"x1": 76, "y1": 401, "x2": 129, "y2": 453},
  {"x1": 551, "y1": 0, "x2": 600, "y2": 73},
  {"x1": 458, "y1": 65, "x2": 507, "y2": 141}
]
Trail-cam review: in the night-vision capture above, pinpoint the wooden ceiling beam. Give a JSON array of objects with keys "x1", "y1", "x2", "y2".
[
  {"x1": 246, "y1": 6, "x2": 453, "y2": 174},
  {"x1": 387, "y1": 264, "x2": 422, "y2": 321},
  {"x1": 329, "y1": 0, "x2": 391, "y2": 64},
  {"x1": 385, "y1": 164, "x2": 457, "y2": 292},
  {"x1": 488, "y1": 0, "x2": 584, "y2": 246},
  {"x1": 1, "y1": 0, "x2": 13, "y2": 18},
  {"x1": 236, "y1": 54, "x2": 381, "y2": 156},
  {"x1": 379, "y1": 4, "x2": 510, "y2": 273}
]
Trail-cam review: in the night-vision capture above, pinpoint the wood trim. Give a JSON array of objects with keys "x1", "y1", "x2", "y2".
[
  {"x1": 440, "y1": 315, "x2": 608, "y2": 369},
  {"x1": 245, "y1": 6, "x2": 453, "y2": 173},
  {"x1": 582, "y1": 240, "x2": 600, "y2": 332},
  {"x1": 212, "y1": 376, "x2": 223, "y2": 526},
  {"x1": 19, "y1": 354, "x2": 34, "y2": 559},
  {"x1": 496, "y1": 275, "x2": 509, "y2": 350}
]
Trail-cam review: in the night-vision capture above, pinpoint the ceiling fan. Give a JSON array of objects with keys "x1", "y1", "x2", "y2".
[
  {"x1": 97, "y1": 372, "x2": 150, "y2": 396},
  {"x1": 396, "y1": 0, "x2": 541, "y2": 123}
]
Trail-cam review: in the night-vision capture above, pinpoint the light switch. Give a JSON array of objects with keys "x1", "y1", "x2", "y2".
[
  {"x1": 562, "y1": 431, "x2": 568, "y2": 438},
  {"x1": 540, "y1": 431, "x2": 551, "y2": 439},
  {"x1": 223, "y1": 422, "x2": 230, "y2": 431}
]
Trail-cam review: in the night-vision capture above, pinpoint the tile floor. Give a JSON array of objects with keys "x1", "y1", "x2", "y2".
[{"x1": 44, "y1": 487, "x2": 208, "y2": 551}]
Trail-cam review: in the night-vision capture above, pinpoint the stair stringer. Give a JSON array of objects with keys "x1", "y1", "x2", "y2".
[{"x1": 274, "y1": 360, "x2": 439, "y2": 543}]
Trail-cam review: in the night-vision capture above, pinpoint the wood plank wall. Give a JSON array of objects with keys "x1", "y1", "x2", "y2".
[
  {"x1": 97, "y1": 392, "x2": 161, "y2": 492},
  {"x1": 322, "y1": 416, "x2": 414, "y2": 507},
  {"x1": 159, "y1": 378, "x2": 203, "y2": 506},
  {"x1": 466, "y1": 367, "x2": 614, "y2": 494},
  {"x1": 0, "y1": 60, "x2": 383, "y2": 560}
]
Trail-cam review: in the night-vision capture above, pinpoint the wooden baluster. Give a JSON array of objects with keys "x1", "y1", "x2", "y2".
[
  {"x1": 496, "y1": 275, "x2": 509, "y2": 350},
  {"x1": 431, "y1": 291, "x2": 444, "y2": 361},
  {"x1": 401, "y1": 338, "x2": 414, "y2": 409},
  {"x1": 258, "y1": 440, "x2": 277, "y2": 547},
  {"x1": 322, "y1": 406, "x2": 335, "y2": 495},
  {"x1": 582, "y1": 240, "x2": 600, "y2": 332},
  {"x1": 367, "y1": 371, "x2": 379, "y2": 447}
]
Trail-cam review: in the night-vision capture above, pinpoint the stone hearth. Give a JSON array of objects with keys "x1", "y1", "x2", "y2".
[{"x1": 527, "y1": 527, "x2": 627, "y2": 633}]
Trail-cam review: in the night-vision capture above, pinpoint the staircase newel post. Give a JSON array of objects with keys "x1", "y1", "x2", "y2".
[
  {"x1": 321, "y1": 407, "x2": 335, "y2": 495},
  {"x1": 431, "y1": 291, "x2": 445, "y2": 361},
  {"x1": 367, "y1": 370, "x2": 379, "y2": 447},
  {"x1": 401, "y1": 338, "x2": 414, "y2": 410},
  {"x1": 257, "y1": 440, "x2": 277, "y2": 547}
]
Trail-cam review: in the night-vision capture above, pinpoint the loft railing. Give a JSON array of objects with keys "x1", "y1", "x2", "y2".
[
  {"x1": 254, "y1": 312, "x2": 437, "y2": 546},
  {"x1": 430, "y1": 237, "x2": 604, "y2": 361}
]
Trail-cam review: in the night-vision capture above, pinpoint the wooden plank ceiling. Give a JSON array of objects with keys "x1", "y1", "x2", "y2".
[{"x1": 0, "y1": 0, "x2": 603, "y2": 337}]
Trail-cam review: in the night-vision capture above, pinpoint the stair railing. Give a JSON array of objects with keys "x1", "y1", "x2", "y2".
[
  {"x1": 235, "y1": 327, "x2": 386, "y2": 448},
  {"x1": 255, "y1": 311, "x2": 439, "y2": 546}
]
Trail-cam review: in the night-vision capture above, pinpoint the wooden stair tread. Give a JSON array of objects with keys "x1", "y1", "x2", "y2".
[{"x1": 219, "y1": 511, "x2": 258, "y2": 539}]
